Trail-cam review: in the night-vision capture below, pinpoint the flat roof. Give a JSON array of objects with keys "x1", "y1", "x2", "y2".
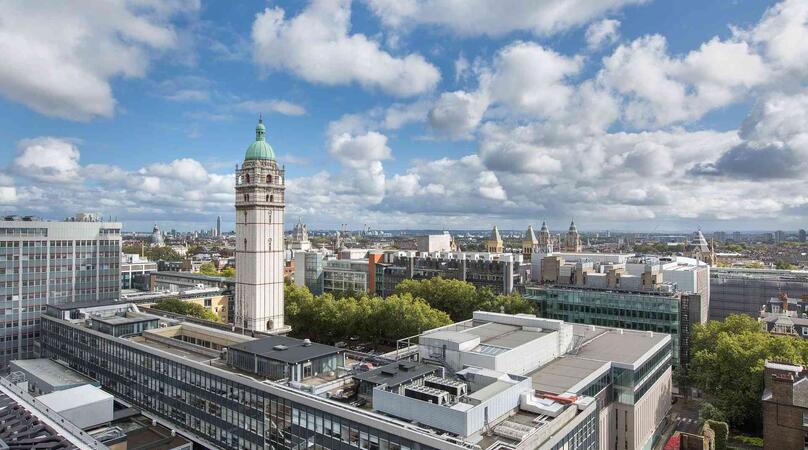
[
  {"x1": 38, "y1": 384, "x2": 113, "y2": 411},
  {"x1": 153, "y1": 271, "x2": 230, "y2": 282},
  {"x1": 228, "y1": 335, "x2": 342, "y2": 364},
  {"x1": 10, "y1": 359, "x2": 94, "y2": 388},
  {"x1": 354, "y1": 362, "x2": 439, "y2": 388},
  {"x1": 528, "y1": 357, "x2": 609, "y2": 394},
  {"x1": 48, "y1": 299, "x2": 126, "y2": 310},
  {"x1": 92, "y1": 313, "x2": 157, "y2": 325},
  {"x1": 129, "y1": 336, "x2": 216, "y2": 363},
  {"x1": 574, "y1": 330, "x2": 669, "y2": 366}
]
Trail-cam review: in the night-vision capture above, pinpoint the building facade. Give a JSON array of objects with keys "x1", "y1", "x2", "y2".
[
  {"x1": 710, "y1": 268, "x2": 808, "y2": 321},
  {"x1": 0, "y1": 216, "x2": 120, "y2": 367},
  {"x1": 235, "y1": 118, "x2": 287, "y2": 333},
  {"x1": 121, "y1": 253, "x2": 158, "y2": 290},
  {"x1": 486, "y1": 226, "x2": 503, "y2": 253},
  {"x1": 40, "y1": 303, "x2": 673, "y2": 450},
  {"x1": 761, "y1": 361, "x2": 808, "y2": 450}
]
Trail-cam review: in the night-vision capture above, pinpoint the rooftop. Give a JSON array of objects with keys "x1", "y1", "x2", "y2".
[
  {"x1": 9, "y1": 359, "x2": 94, "y2": 389},
  {"x1": 228, "y1": 335, "x2": 342, "y2": 364},
  {"x1": 354, "y1": 362, "x2": 440, "y2": 388},
  {"x1": 38, "y1": 384, "x2": 113, "y2": 411},
  {"x1": 529, "y1": 357, "x2": 609, "y2": 394}
]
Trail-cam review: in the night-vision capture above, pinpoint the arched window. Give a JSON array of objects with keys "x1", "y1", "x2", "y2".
[
  {"x1": 270, "y1": 195, "x2": 274, "y2": 203},
  {"x1": 267, "y1": 175, "x2": 272, "y2": 184},
  {"x1": 244, "y1": 194, "x2": 249, "y2": 202},
  {"x1": 265, "y1": 194, "x2": 269, "y2": 202},
  {"x1": 237, "y1": 175, "x2": 242, "y2": 184},
  {"x1": 245, "y1": 174, "x2": 250, "y2": 184},
  {"x1": 266, "y1": 319, "x2": 273, "y2": 330}
]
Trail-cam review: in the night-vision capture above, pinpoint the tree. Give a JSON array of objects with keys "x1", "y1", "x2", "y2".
[
  {"x1": 153, "y1": 298, "x2": 220, "y2": 322},
  {"x1": 122, "y1": 244, "x2": 182, "y2": 262},
  {"x1": 775, "y1": 260, "x2": 795, "y2": 270},
  {"x1": 199, "y1": 262, "x2": 219, "y2": 276},
  {"x1": 689, "y1": 315, "x2": 808, "y2": 431},
  {"x1": 220, "y1": 267, "x2": 235, "y2": 278},
  {"x1": 394, "y1": 277, "x2": 535, "y2": 321},
  {"x1": 698, "y1": 402, "x2": 726, "y2": 425},
  {"x1": 283, "y1": 284, "x2": 452, "y2": 345}
]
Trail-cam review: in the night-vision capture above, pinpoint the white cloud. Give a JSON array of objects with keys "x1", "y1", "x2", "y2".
[
  {"x1": 428, "y1": 90, "x2": 490, "y2": 139},
  {"x1": 236, "y1": 99, "x2": 307, "y2": 116},
  {"x1": 252, "y1": 0, "x2": 440, "y2": 97},
  {"x1": 743, "y1": 0, "x2": 808, "y2": 79},
  {"x1": 13, "y1": 137, "x2": 82, "y2": 183},
  {"x1": 599, "y1": 34, "x2": 768, "y2": 127},
  {"x1": 365, "y1": 0, "x2": 646, "y2": 37},
  {"x1": 0, "y1": 1, "x2": 195, "y2": 120},
  {"x1": 586, "y1": 19, "x2": 620, "y2": 49},
  {"x1": 487, "y1": 42, "x2": 583, "y2": 119}
]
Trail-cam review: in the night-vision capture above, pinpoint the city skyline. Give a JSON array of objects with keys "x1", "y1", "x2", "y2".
[{"x1": 0, "y1": 0, "x2": 806, "y2": 232}]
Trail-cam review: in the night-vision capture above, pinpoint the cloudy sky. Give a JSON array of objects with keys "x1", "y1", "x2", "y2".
[{"x1": 0, "y1": 0, "x2": 806, "y2": 232}]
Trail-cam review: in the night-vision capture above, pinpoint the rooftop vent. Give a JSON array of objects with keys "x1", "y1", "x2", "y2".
[
  {"x1": 273, "y1": 345, "x2": 288, "y2": 351},
  {"x1": 302, "y1": 339, "x2": 312, "y2": 347}
]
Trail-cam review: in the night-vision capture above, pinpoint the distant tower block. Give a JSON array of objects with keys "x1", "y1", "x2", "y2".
[{"x1": 235, "y1": 117, "x2": 286, "y2": 333}]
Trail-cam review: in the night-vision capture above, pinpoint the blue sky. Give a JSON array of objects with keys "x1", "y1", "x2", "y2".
[{"x1": 0, "y1": 0, "x2": 806, "y2": 232}]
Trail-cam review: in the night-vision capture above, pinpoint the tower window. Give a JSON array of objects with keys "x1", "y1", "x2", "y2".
[
  {"x1": 267, "y1": 175, "x2": 272, "y2": 184},
  {"x1": 244, "y1": 194, "x2": 249, "y2": 202},
  {"x1": 270, "y1": 195, "x2": 274, "y2": 203},
  {"x1": 245, "y1": 174, "x2": 250, "y2": 184},
  {"x1": 265, "y1": 195, "x2": 269, "y2": 202},
  {"x1": 244, "y1": 239, "x2": 247, "y2": 249}
]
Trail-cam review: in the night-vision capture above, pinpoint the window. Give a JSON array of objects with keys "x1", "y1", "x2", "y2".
[
  {"x1": 243, "y1": 194, "x2": 249, "y2": 202},
  {"x1": 245, "y1": 174, "x2": 250, "y2": 183},
  {"x1": 270, "y1": 195, "x2": 274, "y2": 203},
  {"x1": 267, "y1": 175, "x2": 272, "y2": 183}
]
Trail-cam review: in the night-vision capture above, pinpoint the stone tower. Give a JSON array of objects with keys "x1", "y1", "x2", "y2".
[
  {"x1": 564, "y1": 219, "x2": 582, "y2": 252},
  {"x1": 235, "y1": 117, "x2": 286, "y2": 333},
  {"x1": 522, "y1": 225, "x2": 538, "y2": 261},
  {"x1": 486, "y1": 225, "x2": 503, "y2": 253}
]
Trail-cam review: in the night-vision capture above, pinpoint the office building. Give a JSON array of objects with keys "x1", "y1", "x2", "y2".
[
  {"x1": 0, "y1": 374, "x2": 110, "y2": 449},
  {"x1": 216, "y1": 215, "x2": 222, "y2": 237},
  {"x1": 121, "y1": 253, "x2": 158, "y2": 290},
  {"x1": 526, "y1": 253, "x2": 709, "y2": 368},
  {"x1": 800, "y1": 229, "x2": 806, "y2": 243},
  {"x1": 0, "y1": 215, "x2": 121, "y2": 368},
  {"x1": 235, "y1": 117, "x2": 287, "y2": 333},
  {"x1": 761, "y1": 361, "x2": 808, "y2": 450},
  {"x1": 710, "y1": 268, "x2": 808, "y2": 321},
  {"x1": 41, "y1": 302, "x2": 672, "y2": 450},
  {"x1": 295, "y1": 250, "x2": 523, "y2": 296},
  {"x1": 414, "y1": 233, "x2": 454, "y2": 253}
]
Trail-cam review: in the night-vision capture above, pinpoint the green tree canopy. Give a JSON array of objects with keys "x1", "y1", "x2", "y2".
[
  {"x1": 153, "y1": 298, "x2": 220, "y2": 322},
  {"x1": 122, "y1": 244, "x2": 182, "y2": 262},
  {"x1": 690, "y1": 315, "x2": 808, "y2": 431},
  {"x1": 393, "y1": 277, "x2": 534, "y2": 321},
  {"x1": 284, "y1": 284, "x2": 451, "y2": 345}
]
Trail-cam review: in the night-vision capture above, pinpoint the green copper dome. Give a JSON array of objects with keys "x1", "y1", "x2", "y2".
[{"x1": 244, "y1": 117, "x2": 275, "y2": 161}]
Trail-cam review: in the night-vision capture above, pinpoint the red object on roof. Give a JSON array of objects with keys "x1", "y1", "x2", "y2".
[{"x1": 663, "y1": 433, "x2": 681, "y2": 450}]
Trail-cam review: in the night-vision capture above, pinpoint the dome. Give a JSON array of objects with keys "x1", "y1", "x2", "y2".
[{"x1": 245, "y1": 117, "x2": 275, "y2": 161}]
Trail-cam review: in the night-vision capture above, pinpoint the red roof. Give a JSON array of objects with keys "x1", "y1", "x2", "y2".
[{"x1": 663, "y1": 433, "x2": 681, "y2": 450}]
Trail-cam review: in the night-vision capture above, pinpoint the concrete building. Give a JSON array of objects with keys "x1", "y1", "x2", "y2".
[
  {"x1": 235, "y1": 117, "x2": 287, "y2": 333},
  {"x1": 9, "y1": 358, "x2": 99, "y2": 395},
  {"x1": 710, "y1": 268, "x2": 808, "y2": 321},
  {"x1": 526, "y1": 253, "x2": 709, "y2": 368},
  {"x1": 121, "y1": 253, "x2": 157, "y2": 290},
  {"x1": 486, "y1": 225, "x2": 503, "y2": 253},
  {"x1": 0, "y1": 215, "x2": 121, "y2": 367},
  {"x1": 761, "y1": 361, "x2": 808, "y2": 450},
  {"x1": 0, "y1": 374, "x2": 110, "y2": 449},
  {"x1": 41, "y1": 302, "x2": 673, "y2": 450},
  {"x1": 415, "y1": 233, "x2": 453, "y2": 253}
]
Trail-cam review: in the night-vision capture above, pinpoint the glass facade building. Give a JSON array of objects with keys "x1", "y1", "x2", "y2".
[
  {"x1": 526, "y1": 286, "x2": 687, "y2": 368},
  {"x1": 0, "y1": 218, "x2": 120, "y2": 367}
]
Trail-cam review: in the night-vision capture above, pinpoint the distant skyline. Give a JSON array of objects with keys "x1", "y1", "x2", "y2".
[{"x1": 0, "y1": 1, "x2": 806, "y2": 232}]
